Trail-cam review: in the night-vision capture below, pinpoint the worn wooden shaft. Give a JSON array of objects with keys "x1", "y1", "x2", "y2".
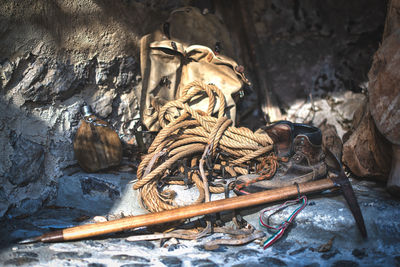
[{"x1": 38, "y1": 178, "x2": 335, "y2": 242}]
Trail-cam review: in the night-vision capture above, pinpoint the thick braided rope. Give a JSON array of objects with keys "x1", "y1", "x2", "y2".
[{"x1": 134, "y1": 81, "x2": 275, "y2": 212}]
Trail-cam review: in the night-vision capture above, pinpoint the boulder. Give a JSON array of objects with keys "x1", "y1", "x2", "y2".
[
  {"x1": 342, "y1": 106, "x2": 392, "y2": 181},
  {"x1": 367, "y1": 0, "x2": 400, "y2": 195},
  {"x1": 368, "y1": 29, "x2": 400, "y2": 194}
]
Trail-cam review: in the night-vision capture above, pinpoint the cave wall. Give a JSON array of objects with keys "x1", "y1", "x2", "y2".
[
  {"x1": 0, "y1": 0, "x2": 184, "y2": 217},
  {"x1": 0, "y1": 0, "x2": 387, "y2": 217},
  {"x1": 234, "y1": 0, "x2": 386, "y2": 108}
]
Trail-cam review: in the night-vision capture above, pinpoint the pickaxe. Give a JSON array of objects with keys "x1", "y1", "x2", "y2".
[{"x1": 19, "y1": 150, "x2": 367, "y2": 244}]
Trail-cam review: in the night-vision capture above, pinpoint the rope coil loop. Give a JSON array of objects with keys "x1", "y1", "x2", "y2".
[{"x1": 134, "y1": 81, "x2": 276, "y2": 212}]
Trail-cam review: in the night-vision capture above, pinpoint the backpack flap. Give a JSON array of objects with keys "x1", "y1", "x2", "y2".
[{"x1": 180, "y1": 45, "x2": 249, "y2": 125}]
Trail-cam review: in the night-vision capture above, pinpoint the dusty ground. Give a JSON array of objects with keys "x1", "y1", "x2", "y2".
[{"x1": 1, "y1": 170, "x2": 399, "y2": 267}]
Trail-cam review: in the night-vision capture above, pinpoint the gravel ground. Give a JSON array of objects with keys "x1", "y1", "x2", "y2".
[{"x1": 1, "y1": 171, "x2": 399, "y2": 267}]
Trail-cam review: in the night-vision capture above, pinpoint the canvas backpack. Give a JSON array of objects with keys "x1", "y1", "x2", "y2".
[{"x1": 138, "y1": 7, "x2": 249, "y2": 131}]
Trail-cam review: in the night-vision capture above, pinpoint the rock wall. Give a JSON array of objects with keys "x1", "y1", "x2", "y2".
[
  {"x1": 341, "y1": 0, "x2": 400, "y2": 186},
  {"x1": 248, "y1": 0, "x2": 386, "y2": 107},
  {"x1": 0, "y1": 0, "x2": 184, "y2": 217}
]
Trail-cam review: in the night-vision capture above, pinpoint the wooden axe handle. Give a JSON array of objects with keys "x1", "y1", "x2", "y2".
[{"x1": 23, "y1": 178, "x2": 335, "y2": 243}]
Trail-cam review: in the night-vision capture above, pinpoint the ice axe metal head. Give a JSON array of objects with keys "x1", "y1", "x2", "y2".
[{"x1": 325, "y1": 148, "x2": 368, "y2": 238}]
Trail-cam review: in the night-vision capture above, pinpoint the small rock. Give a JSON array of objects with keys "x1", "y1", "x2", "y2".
[
  {"x1": 80, "y1": 176, "x2": 120, "y2": 201},
  {"x1": 80, "y1": 252, "x2": 93, "y2": 258},
  {"x1": 93, "y1": 216, "x2": 108, "y2": 223},
  {"x1": 107, "y1": 238, "x2": 122, "y2": 244},
  {"x1": 88, "y1": 264, "x2": 107, "y2": 267},
  {"x1": 330, "y1": 260, "x2": 359, "y2": 267},
  {"x1": 30, "y1": 242, "x2": 47, "y2": 248},
  {"x1": 4, "y1": 257, "x2": 39, "y2": 266},
  {"x1": 234, "y1": 249, "x2": 260, "y2": 261},
  {"x1": 53, "y1": 251, "x2": 78, "y2": 259},
  {"x1": 6, "y1": 135, "x2": 45, "y2": 186},
  {"x1": 321, "y1": 249, "x2": 339, "y2": 260},
  {"x1": 270, "y1": 240, "x2": 295, "y2": 252},
  {"x1": 54, "y1": 251, "x2": 92, "y2": 259},
  {"x1": 160, "y1": 256, "x2": 182, "y2": 267},
  {"x1": 258, "y1": 257, "x2": 288, "y2": 267},
  {"x1": 13, "y1": 251, "x2": 39, "y2": 258},
  {"x1": 224, "y1": 252, "x2": 236, "y2": 263},
  {"x1": 163, "y1": 237, "x2": 179, "y2": 248},
  {"x1": 289, "y1": 247, "x2": 307, "y2": 256},
  {"x1": 111, "y1": 254, "x2": 149, "y2": 263},
  {"x1": 335, "y1": 92, "x2": 366, "y2": 122},
  {"x1": 352, "y1": 248, "x2": 367, "y2": 259},
  {"x1": 84, "y1": 240, "x2": 105, "y2": 248},
  {"x1": 124, "y1": 240, "x2": 155, "y2": 249},
  {"x1": 167, "y1": 243, "x2": 187, "y2": 252},
  {"x1": 91, "y1": 88, "x2": 116, "y2": 118},
  {"x1": 191, "y1": 259, "x2": 218, "y2": 267}
]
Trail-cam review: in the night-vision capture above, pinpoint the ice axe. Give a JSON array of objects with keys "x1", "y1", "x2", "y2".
[{"x1": 19, "y1": 150, "x2": 367, "y2": 244}]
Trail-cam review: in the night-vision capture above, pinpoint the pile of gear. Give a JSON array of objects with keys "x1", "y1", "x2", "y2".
[
  {"x1": 66, "y1": 7, "x2": 366, "y2": 249},
  {"x1": 126, "y1": 7, "x2": 348, "y2": 248},
  {"x1": 134, "y1": 7, "x2": 328, "y2": 214}
]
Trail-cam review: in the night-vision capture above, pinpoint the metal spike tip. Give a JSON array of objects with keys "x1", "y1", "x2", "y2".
[{"x1": 18, "y1": 236, "x2": 41, "y2": 244}]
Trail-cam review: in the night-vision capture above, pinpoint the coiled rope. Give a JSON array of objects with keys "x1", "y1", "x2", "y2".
[{"x1": 134, "y1": 81, "x2": 276, "y2": 212}]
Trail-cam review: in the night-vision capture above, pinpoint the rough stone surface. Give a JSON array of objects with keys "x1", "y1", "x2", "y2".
[
  {"x1": 5, "y1": 133, "x2": 45, "y2": 186},
  {"x1": 56, "y1": 172, "x2": 146, "y2": 216},
  {"x1": 160, "y1": 256, "x2": 183, "y2": 267},
  {"x1": 368, "y1": 29, "x2": 400, "y2": 144},
  {"x1": 0, "y1": 0, "x2": 179, "y2": 217},
  {"x1": 0, "y1": 50, "x2": 143, "y2": 217},
  {"x1": 233, "y1": 0, "x2": 385, "y2": 126},
  {"x1": 0, "y1": 172, "x2": 399, "y2": 266},
  {"x1": 342, "y1": 106, "x2": 392, "y2": 181},
  {"x1": 286, "y1": 91, "x2": 366, "y2": 138}
]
